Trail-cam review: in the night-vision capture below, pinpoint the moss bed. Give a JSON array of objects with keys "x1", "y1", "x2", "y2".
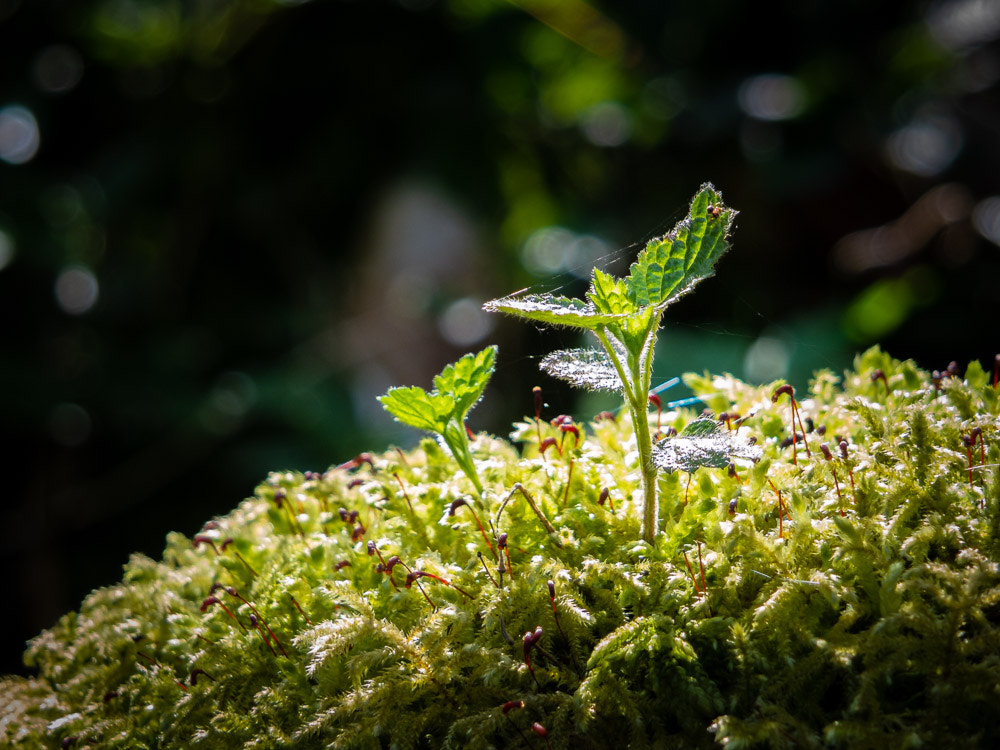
[{"x1": 3, "y1": 347, "x2": 1000, "y2": 749}]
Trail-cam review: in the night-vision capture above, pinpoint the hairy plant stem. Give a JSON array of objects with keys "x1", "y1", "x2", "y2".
[
  {"x1": 631, "y1": 399, "x2": 658, "y2": 543},
  {"x1": 442, "y1": 422, "x2": 484, "y2": 497},
  {"x1": 596, "y1": 326, "x2": 659, "y2": 543}
]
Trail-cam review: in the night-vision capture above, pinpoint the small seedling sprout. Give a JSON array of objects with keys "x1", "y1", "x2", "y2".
[
  {"x1": 379, "y1": 346, "x2": 497, "y2": 497},
  {"x1": 486, "y1": 185, "x2": 753, "y2": 542}
]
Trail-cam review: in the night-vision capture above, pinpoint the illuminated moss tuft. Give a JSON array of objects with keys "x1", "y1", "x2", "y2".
[{"x1": 3, "y1": 346, "x2": 1000, "y2": 748}]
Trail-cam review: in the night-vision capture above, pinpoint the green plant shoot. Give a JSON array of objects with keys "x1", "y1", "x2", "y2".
[
  {"x1": 379, "y1": 345, "x2": 497, "y2": 496},
  {"x1": 485, "y1": 184, "x2": 754, "y2": 542}
]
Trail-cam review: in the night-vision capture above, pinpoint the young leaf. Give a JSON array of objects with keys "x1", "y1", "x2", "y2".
[
  {"x1": 588, "y1": 269, "x2": 635, "y2": 316},
  {"x1": 540, "y1": 349, "x2": 623, "y2": 392},
  {"x1": 380, "y1": 347, "x2": 497, "y2": 431},
  {"x1": 651, "y1": 418, "x2": 762, "y2": 474},
  {"x1": 379, "y1": 346, "x2": 498, "y2": 495},
  {"x1": 626, "y1": 183, "x2": 734, "y2": 309},
  {"x1": 482, "y1": 293, "x2": 624, "y2": 330},
  {"x1": 678, "y1": 418, "x2": 722, "y2": 437},
  {"x1": 432, "y1": 345, "x2": 497, "y2": 419},
  {"x1": 377, "y1": 386, "x2": 452, "y2": 434}
]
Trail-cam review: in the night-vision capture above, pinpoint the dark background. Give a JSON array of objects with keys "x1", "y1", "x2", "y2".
[{"x1": 2, "y1": 0, "x2": 998, "y2": 676}]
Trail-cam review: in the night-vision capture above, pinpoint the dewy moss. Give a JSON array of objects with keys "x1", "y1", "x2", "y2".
[{"x1": 4, "y1": 189, "x2": 1000, "y2": 749}]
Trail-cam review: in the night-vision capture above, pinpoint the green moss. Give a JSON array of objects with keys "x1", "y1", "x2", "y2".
[{"x1": 4, "y1": 346, "x2": 1000, "y2": 748}]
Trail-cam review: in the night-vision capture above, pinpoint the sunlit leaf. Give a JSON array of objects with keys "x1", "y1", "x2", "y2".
[
  {"x1": 678, "y1": 417, "x2": 720, "y2": 437},
  {"x1": 379, "y1": 347, "x2": 497, "y2": 495},
  {"x1": 626, "y1": 183, "x2": 735, "y2": 309},
  {"x1": 482, "y1": 293, "x2": 624, "y2": 330},
  {"x1": 540, "y1": 348, "x2": 623, "y2": 392},
  {"x1": 378, "y1": 386, "x2": 451, "y2": 433},
  {"x1": 432, "y1": 345, "x2": 497, "y2": 418},
  {"x1": 651, "y1": 418, "x2": 762, "y2": 473},
  {"x1": 381, "y1": 347, "x2": 497, "y2": 434},
  {"x1": 588, "y1": 268, "x2": 635, "y2": 316}
]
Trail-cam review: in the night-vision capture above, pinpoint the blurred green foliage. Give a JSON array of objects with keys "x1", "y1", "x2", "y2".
[{"x1": 1, "y1": 0, "x2": 999, "y2": 675}]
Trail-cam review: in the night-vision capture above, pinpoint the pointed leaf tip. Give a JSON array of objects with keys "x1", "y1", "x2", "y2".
[{"x1": 626, "y1": 184, "x2": 736, "y2": 310}]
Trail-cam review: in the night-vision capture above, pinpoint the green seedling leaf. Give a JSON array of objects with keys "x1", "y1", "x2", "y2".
[
  {"x1": 651, "y1": 418, "x2": 762, "y2": 474},
  {"x1": 588, "y1": 268, "x2": 636, "y2": 316},
  {"x1": 432, "y1": 344, "x2": 497, "y2": 418},
  {"x1": 379, "y1": 346, "x2": 497, "y2": 495},
  {"x1": 381, "y1": 347, "x2": 496, "y2": 431},
  {"x1": 377, "y1": 386, "x2": 453, "y2": 434},
  {"x1": 679, "y1": 418, "x2": 721, "y2": 437},
  {"x1": 626, "y1": 183, "x2": 734, "y2": 309},
  {"x1": 540, "y1": 348, "x2": 623, "y2": 392},
  {"x1": 482, "y1": 293, "x2": 625, "y2": 330}
]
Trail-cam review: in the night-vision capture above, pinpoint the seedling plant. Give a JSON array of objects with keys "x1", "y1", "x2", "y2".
[
  {"x1": 486, "y1": 183, "x2": 759, "y2": 542},
  {"x1": 379, "y1": 345, "x2": 497, "y2": 498},
  {"x1": 4, "y1": 186, "x2": 1000, "y2": 750}
]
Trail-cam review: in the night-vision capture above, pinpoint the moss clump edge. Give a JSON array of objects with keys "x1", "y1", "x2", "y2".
[{"x1": 3, "y1": 346, "x2": 1000, "y2": 749}]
